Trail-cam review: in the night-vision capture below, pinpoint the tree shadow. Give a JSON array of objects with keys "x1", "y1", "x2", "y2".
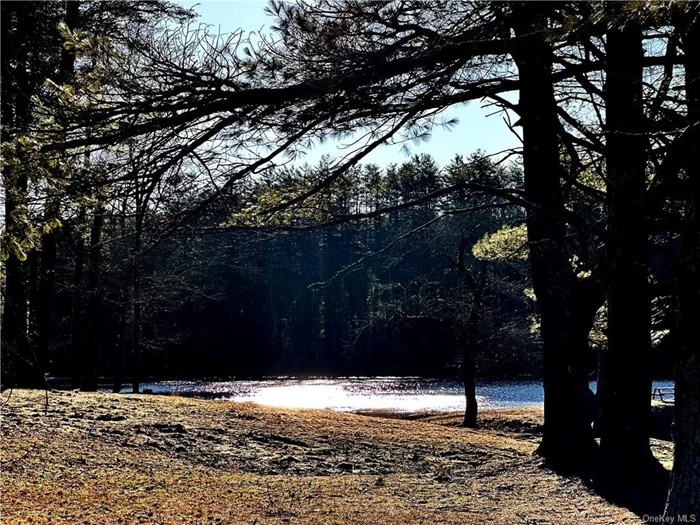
[
  {"x1": 593, "y1": 456, "x2": 670, "y2": 518},
  {"x1": 581, "y1": 404, "x2": 674, "y2": 517}
]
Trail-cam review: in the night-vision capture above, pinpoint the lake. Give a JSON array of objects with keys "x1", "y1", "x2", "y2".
[{"x1": 133, "y1": 377, "x2": 676, "y2": 413}]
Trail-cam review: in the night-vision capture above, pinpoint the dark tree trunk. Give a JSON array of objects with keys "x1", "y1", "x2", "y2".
[
  {"x1": 599, "y1": 6, "x2": 653, "y2": 470},
  {"x1": 462, "y1": 347, "x2": 478, "y2": 428},
  {"x1": 512, "y1": 12, "x2": 597, "y2": 473},
  {"x1": 28, "y1": 248, "x2": 40, "y2": 339},
  {"x1": 568, "y1": 276, "x2": 605, "y2": 427},
  {"x1": 70, "y1": 208, "x2": 86, "y2": 389},
  {"x1": 130, "y1": 168, "x2": 161, "y2": 393},
  {"x1": 1, "y1": 209, "x2": 35, "y2": 387},
  {"x1": 1, "y1": 5, "x2": 41, "y2": 388},
  {"x1": 34, "y1": 203, "x2": 59, "y2": 376},
  {"x1": 461, "y1": 262, "x2": 487, "y2": 428},
  {"x1": 112, "y1": 303, "x2": 127, "y2": 393},
  {"x1": 33, "y1": 0, "x2": 79, "y2": 373},
  {"x1": 665, "y1": 14, "x2": 700, "y2": 518},
  {"x1": 132, "y1": 213, "x2": 143, "y2": 394},
  {"x1": 113, "y1": 197, "x2": 128, "y2": 393},
  {"x1": 80, "y1": 204, "x2": 104, "y2": 391}
]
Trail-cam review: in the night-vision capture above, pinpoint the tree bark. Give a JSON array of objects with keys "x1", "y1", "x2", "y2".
[
  {"x1": 512, "y1": 10, "x2": 597, "y2": 473},
  {"x1": 462, "y1": 347, "x2": 478, "y2": 428},
  {"x1": 462, "y1": 262, "x2": 486, "y2": 428},
  {"x1": 132, "y1": 211, "x2": 143, "y2": 394},
  {"x1": 33, "y1": 0, "x2": 80, "y2": 375},
  {"x1": 569, "y1": 276, "x2": 605, "y2": 426},
  {"x1": 112, "y1": 303, "x2": 127, "y2": 393},
  {"x1": 665, "y1": 13, "x2": 700, "y2": 519},
  {"x1": 599, "y1": 5, "x2": 653, "y2": 470},
  {"x1": 114, "y1": 197, "x2": 128, "y2": 393},
  {"x1": 1, "y1": 4, "x2": 41, "y2": 388},
  {"x1": 80, "y1": 203, "x2": 104, "y2": 391},
  {"x1": 33, "y1": 202, "x2": 59, "y2": 377},
  {"x1": 70, "y1": 207, "x2": 86, "y2": 389}
]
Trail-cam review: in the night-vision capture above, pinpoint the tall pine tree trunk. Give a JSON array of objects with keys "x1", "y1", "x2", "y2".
[
  {"x1": 113, "y1": 197, "x2": 129, "y2": 393},
  {"x1": 1, "y1": 4, "x2": 42, "y2": 388},
  {"x1": 34, "y1": 201, "x2": 59, "y2": 378},
  {"x1": 70, "y1": 207, "x2": 86, "y2": 388},
  {"x1": 34, "y1": 0, "x2": 80, "y2": 375},
  {"x1": 132, "y1": 210, "x2": 143, "y2": 394},
  {"x1": 112, "y1": 303, "x2": 127, "y2": 393},
  {"x1": 599, "y1": 6, "x2": 653, "y2": 471},
  {"x1": 512, "y1": 11, "x2": 597, "y2": 473},
  {"x1": 665, "y1": 13, "x2": 700, "y2": 518},
  {"x1": 80, "y1": 203, "x2": 104, "y2": 391}
]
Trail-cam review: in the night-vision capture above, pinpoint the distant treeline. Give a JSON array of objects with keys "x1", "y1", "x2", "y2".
[
  {"x1": 31, "y1": 152, "x2": 669, "y2": 384},
  {"x1": 43, "y1": 153, "x2": 538, "y2": 382}
]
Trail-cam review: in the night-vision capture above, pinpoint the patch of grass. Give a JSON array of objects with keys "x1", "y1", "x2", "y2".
[{"x1": 1, "y1": 390, "x2": 645, "y2": 524}]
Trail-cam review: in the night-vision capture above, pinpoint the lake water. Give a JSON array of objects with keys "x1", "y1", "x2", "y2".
[{"x1": 135, "y1": 377, "x2": 675, "y2": 413}]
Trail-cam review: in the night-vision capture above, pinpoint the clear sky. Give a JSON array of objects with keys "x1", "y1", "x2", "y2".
[{"x1": 180, "y1": 1, "x2": 520, "y2": 168}]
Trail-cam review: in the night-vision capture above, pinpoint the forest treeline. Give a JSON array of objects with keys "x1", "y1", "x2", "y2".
[
  {"x1": 8, "y1": 143, "x2": 547, "y2": 384},
  {"x1": 1, "y1": 0, "x2": 699, "y2": 516},
  {"x1": 122, "y1": 153, "x2": 542, "y2": 382}
]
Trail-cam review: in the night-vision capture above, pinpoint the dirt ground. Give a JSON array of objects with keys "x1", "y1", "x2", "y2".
[{"x1": 1, "y1": 389, "x2": 666, "y2": 524}]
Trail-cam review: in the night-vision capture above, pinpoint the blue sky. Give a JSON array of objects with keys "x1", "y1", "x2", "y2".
[{"x1": 180, "y1": 1, "x2": 519, "y2": 168}]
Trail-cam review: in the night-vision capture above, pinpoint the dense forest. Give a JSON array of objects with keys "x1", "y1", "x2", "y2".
[
  {"x1": 14, "y1": 151, "x2": 545, "y2": 382},
  {"x1": 1, "y1": 0, "x2": 699, "y2": 517}
]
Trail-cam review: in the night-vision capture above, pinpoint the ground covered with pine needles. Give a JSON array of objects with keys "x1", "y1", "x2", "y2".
[{"x1": 1, "y1": 389, "x2": 670, "y2": 524}]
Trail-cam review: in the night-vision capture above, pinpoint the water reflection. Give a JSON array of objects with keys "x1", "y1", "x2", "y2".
[{"x1": 131, "y1": 377, "x2": 675, "y2": 412}]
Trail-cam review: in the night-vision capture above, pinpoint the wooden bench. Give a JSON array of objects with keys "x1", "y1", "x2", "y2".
[{"x1": 651, "y1": 387, "x2": 675, "y2": 402}]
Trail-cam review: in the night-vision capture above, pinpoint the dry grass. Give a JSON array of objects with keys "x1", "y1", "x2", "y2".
[{"x1": 1, "y1": 390, "x2": 645, "y2": 524}]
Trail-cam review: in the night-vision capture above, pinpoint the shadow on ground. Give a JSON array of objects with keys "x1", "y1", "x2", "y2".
[
  {"x1": 594, "y1": 458, "x2": 670, "y2": 519},
  {"x1": 379, "y1": 403, "x2": 674, "y2": 520}
]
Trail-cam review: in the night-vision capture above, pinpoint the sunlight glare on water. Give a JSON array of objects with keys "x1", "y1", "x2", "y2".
[
  {"x1": 230, "y1": 380, "x2": 485, "y2": 412},
  {"x1": 135, "y1": 377, "x2": 675, "y2": 413}
]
